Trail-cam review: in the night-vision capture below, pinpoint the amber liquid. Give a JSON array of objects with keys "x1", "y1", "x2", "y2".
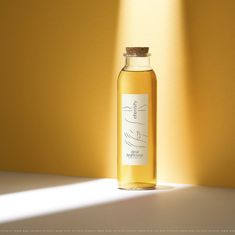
[{"x1": 117, "y1": 69, "x2": 157, "y2": 189}]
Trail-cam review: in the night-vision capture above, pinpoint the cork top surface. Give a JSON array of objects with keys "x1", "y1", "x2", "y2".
[{"x1": 124, "y1": 47, "x2": 150, "y2": 57}]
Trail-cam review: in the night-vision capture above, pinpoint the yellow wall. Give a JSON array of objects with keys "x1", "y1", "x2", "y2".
[
  {"x1": 0, "y1": 0, "x2": 118, "y2": 177},
  {"x1": 182, "y1": 0, "x2": 235, "y2": 187},
  {"x1": 1, "y1": 0, "x2": 235, "y2": 187}
]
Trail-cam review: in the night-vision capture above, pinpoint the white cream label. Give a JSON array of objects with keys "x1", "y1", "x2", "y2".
[{"x1": 122, "y1": 94, "x2": 148, "y2": 165}]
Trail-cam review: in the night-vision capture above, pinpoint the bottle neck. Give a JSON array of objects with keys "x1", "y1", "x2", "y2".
[{"x1": 123, "y1": 56, "x2": 152, "y2": 71}]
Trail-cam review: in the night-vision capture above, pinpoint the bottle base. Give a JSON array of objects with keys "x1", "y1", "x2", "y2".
[{"x1": 118, "y1": 182, "x2": 156, "y2": 190}]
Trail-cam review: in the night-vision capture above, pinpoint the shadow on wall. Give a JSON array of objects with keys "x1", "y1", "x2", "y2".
[
  {"x1": 183, "y1": 0, "x2": 235, "y2": 187},
  {"x1": 0, "y1": 0, "x2": 119, "y2": 178}
]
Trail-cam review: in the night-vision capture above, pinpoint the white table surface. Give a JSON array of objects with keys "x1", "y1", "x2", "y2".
[{"x1": 0, "y1": 171, "x2": 234, "y2": 235}]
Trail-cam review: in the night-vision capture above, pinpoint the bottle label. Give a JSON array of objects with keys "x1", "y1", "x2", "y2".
[{"x1": 122, "y1": 94, "x2": 148, "y2": 165}]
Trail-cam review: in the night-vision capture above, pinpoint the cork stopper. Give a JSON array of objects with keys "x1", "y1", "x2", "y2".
[{"x1": 124, "y1": 47, "x2": 150, "y2": 57}]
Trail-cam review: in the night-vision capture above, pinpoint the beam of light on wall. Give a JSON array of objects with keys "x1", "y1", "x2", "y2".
[
  {"x1": 0, "y1": 179, "x2": 190, "y2": 224},
  {"x1": 113, "y1": 0, "x2": 194, "y2": 184}
]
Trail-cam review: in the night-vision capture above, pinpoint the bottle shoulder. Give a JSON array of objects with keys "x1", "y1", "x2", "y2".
[{"x1": 118, "y1": 69, "x2": 157, "y2": 81}]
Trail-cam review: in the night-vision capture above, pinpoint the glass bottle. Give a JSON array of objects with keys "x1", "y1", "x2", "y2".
[{"x1": 117, "y1": 47, "x2": 157, "y2": 190}]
